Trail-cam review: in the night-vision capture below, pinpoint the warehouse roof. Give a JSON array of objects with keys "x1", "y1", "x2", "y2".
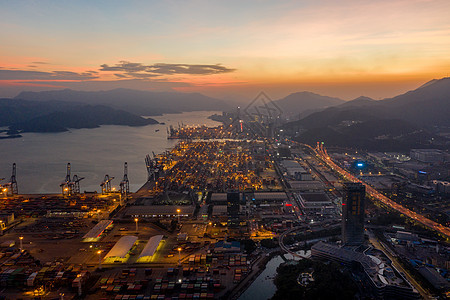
[
  {"x1": 212, "y1": 205, "x2": 228, "y2": 216},
  {"x1": 253, "y1": 192, "x2": 288, "y2": 200},
  {"x1": 138, "y1": 235, "x2": 164, "y2": 259},
  {"x1": 125, "y1": 205, "x2": 195, "y2": 217},
  {"x1": 105, "y1": 235, "x2": 137, "y2": 259},
  {"x1": 300, "y1": 193, "x2": 331, "y2": 203},
  {"x1": 211, "y1": 193, "x2": 228, "y2": 202},
  {"x1": 82, "y1": 220, "x2": 113, "y2": 241}
]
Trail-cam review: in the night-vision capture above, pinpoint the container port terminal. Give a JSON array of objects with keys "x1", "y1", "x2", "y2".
[{"x1": 0, "y1": 121, "x2": 449, "y2": 299}]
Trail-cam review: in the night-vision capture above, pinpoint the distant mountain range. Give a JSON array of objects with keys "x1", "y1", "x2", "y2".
[
  {"x1": 282, "y1": 77, "x2": 450, "y2": 151},
  {"x1": 273, "y1": 91, "x2": 344, "y2": 119},
  {"x1": 0, "y1": 98, "x2": 158, "y2": 134},
  {"x1": 3, "y1": 77, "x2": 450, "y2": 148},
  {"x1": 15, "y1": 88, "x2": 231, "y2": 116}
]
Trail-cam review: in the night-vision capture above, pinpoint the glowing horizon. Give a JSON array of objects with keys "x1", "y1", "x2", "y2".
[{"x1": 1, "y1": 0, "x2": 450, "y2": 100}]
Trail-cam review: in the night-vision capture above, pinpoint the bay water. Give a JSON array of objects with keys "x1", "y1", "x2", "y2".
[{"x1": 0, "y1": 111, "x2": 220, "y2": 194}]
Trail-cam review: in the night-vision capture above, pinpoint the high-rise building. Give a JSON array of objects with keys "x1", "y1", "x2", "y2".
[
  {"x1": 227, "y1": 191, "x2": 240, "y2": 226},
  {"x1": 342, "y1": 182, "x2": 365, "y2": 246}
]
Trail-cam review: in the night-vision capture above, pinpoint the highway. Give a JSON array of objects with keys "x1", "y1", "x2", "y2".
[{"x1": 298, "y1": 142, "x2": 450, "y2": 239}]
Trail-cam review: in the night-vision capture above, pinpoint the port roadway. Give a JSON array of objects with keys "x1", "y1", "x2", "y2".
[
  {"x1": 297, "y1": 142, "x2": 450, "y2": 239},
  {"x1": 279, "y1": 226, "x2": 305, "y2": 259}
]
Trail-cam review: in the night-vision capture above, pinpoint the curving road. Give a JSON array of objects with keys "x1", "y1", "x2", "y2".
[{"x1": 278, "y1": 226, "x2": 304, "y2": 259}]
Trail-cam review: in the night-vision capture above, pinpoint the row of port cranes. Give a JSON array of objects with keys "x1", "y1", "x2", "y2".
[
  {"x1": 1, "y1": 160, "x2": 133, "y2": 197},
  {"x1": 145, "y1": 152, "x2": 164, "y2": 182},
  {"x1": 0, "y1": 163, "x2": 18, "y2": 196},
  {"x1": 60, "y1": 162, "x2": 130, "y2": 197},
  {"x1": 99, "y1": 163, "x2": 130, "y2": 196}
]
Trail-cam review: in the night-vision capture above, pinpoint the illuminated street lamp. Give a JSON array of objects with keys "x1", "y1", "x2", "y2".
[
  {"x1": 177, "y1": 247, "x2": 182, "y2": 265},
  {"x1": 19, "y1": 236, "x2": 23, "y2": 252},
  {"x1": 176, "y1": 209, "x2": 181, "y2": 223},
  {"x1": 76, "y1": 274, "x2": 82, "y2": 296},
  {"x1": 134, "y1": 218, "x2": 139, "y2": 232},
  {"x1": 97, "y1": 250, "x2": 102, "y2": 269}
]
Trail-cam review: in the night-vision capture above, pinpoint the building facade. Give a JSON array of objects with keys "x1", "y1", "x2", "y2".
[
  {"x1": 227, "y1": 191, "x2": 240, "y2": 226},
  {"x1": 342, "y1": 182, "x2": 365, "y2": 246}
]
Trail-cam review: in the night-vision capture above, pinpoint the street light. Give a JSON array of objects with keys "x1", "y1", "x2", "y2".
[
  {"x1": 19, "y1": 236, "x2": 23, "y2": 252},
  {"x1": 97, "y1": 250, "x2": 102, "y2": 269},
  {"x1": 177, "y1": 247, "x2": 182, "y2": 265},
  {"x1": 76, "y1": 274, "x2": 82, "y2": 296},
  {"x1": 176, "y1": 209, "x2": 181, "y2": 223},
  {"x1": 134, "y1": 218, "x2": 139, "y2": 232}
]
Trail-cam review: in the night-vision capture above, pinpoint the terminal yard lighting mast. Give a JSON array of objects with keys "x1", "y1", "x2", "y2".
[
  {"x1": 97, "y1": 250, "x2": 102, "y2": 269},
  {"x1": 19, "y1": 236, "x2": 23, "y2": 252}
]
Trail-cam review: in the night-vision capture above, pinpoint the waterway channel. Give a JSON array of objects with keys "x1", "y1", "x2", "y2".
[{"x1": 238, "y1": 254, "x2": 300, "y2": 300}]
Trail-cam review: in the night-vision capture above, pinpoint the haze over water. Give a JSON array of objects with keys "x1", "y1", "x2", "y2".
[{"x1": 0, "y1": 111, "x2": 221, "y2": 194}]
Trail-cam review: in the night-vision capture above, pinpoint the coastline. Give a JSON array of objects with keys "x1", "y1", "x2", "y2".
[{"x1": 0, "y1": 134, "x2": 22, "y2": 140}]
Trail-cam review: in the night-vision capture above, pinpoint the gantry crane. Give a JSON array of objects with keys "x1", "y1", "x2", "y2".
[
  {"x1": 100, "y1": 174, "x2": 114, "y2": 194},
  {"x1": 60, "y1": 163, "x2": 84, "y2": 196},
  {"x1": 2, "y1": 163, "x2": 18, "y2": 196},
  {"x1": 146, "y1": 154, "x2": 161, "y2": 181},
  {"x1": 119, "y1": 162, "x2": 130, "y2": 196}
]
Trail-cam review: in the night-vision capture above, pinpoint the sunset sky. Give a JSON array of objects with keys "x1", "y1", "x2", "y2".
[{"x1": 1, "y1": 0, "x2": 450, "y2": 101}]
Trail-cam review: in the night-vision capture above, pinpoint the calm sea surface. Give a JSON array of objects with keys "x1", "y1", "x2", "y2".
[{"x1": 0, "y1": 111, "x2": 221, "y2": 194}]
